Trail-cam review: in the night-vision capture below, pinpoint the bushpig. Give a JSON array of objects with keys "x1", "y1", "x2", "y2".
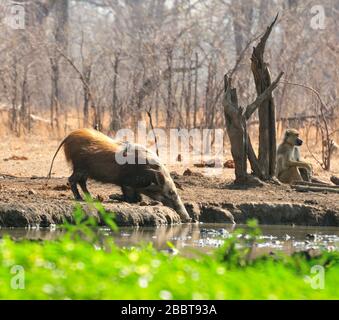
[{"x1": 47, "y1": 128, "x2": 191, "y2": 222}]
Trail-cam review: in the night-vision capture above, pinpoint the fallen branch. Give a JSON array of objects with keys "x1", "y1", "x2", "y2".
[
  {"x1": 292, "y1": 185, "x2": 339, "y2": 194},
  {"x1": 292, "y1": 181, "x2": 339, "y2": 189}
]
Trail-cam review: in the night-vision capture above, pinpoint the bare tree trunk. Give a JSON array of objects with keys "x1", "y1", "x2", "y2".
[
  {"x1": 166, "y1": 48, "x2": 173, "y2": 128},
  {"x1": 50, "y1": 56, "x2": 60, "y2": 131},
  {"x1": 94, "y1": 103, "x2": 102, "y2": 131},
  {"x1": 19, "y1": 65, "x2": 29, "y2": 134},
  {"x1": 223, "y1": 17, "x2": 283, "y2": 184},
  {"x1": 91, "y1": 100, "x2": 100, "y2": 130},
  {"x1": 179, "y1": 55, "x2": 186, "y2": 126},
  {"x1": 193, "y1": 52, "x2": 198, "y2": 128},
  {"x1": 110, "y1": 53, "x2": 120, "y2": 132},
  {"x1": 223, "y1": 71, "x2": 283, "y2": 183},
  {"x1": 83, "y1": 88, "x2": 89, "y2": 127},
  {"x1": 82, "y1": 65, "x2": 91, "y2": 127},
  {"x1": 50, "y1": 0, "x2": 68, "y2": 132},
  {"x1": 223, "y1": 76, "x2": 248, "y2": 183},
  {"x1": 251, "y1": 14, "x2": 279, "y2": 179},
  {"x1": 185, "y1": 50, "x2": 192, "y2": 129},
  {"x1": 247, "y1": 136, "x2": 263, "y2": 179},
  {"x1": 155, "y1": 88, "x2": 160, "y2": 126},
  {"x1": 205, "y1": 61, "x2": 212, "y2": 127},
  {"x1": 10, "y1": 58, "x2": 18, "y2": 134}
]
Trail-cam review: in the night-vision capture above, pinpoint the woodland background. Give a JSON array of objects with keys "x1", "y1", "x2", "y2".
[{"x1": 0, "y1": 0, "x2": 337, "y2": 140}]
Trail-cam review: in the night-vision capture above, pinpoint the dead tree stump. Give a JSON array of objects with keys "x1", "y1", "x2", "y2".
[
  {"x1": 223, "y1": 15, "x2": 283, "y2": 184},
  {"x1": 223, "y1": 81, "x2": 248, "y2": 183},
  {"x1": 251, "y1": 14, "x2": 279, "y2": 179}
]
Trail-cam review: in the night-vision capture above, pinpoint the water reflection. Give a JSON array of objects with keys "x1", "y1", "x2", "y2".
[{"x1": 1, "y1": 224, "x2": 338, "y2": 255}]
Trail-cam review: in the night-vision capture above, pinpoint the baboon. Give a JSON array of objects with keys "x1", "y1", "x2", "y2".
[{"x1": 276, "y1": 129, "x2": 312, "y2": 184}]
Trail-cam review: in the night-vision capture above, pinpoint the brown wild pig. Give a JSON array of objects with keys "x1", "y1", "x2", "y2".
[{"x1": 47, "y1": 128, "x2": 191, "y2": 222}]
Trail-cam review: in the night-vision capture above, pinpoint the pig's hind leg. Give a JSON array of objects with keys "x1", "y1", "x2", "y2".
[
  {"x1": 68, "y1": 171, "x2": 90, "y2": 201},
  {"x1": 78, "y1": 174, "x2": 91, "y2": 198}
]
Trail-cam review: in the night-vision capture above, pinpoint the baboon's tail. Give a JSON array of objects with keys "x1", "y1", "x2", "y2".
[{"x1": 46, "y1": 136, "x2": 68, "y2": 184}]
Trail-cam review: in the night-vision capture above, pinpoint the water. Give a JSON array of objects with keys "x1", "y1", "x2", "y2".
[{"x1": 1, "y1": 223, "x2": 338, "y2": 255}]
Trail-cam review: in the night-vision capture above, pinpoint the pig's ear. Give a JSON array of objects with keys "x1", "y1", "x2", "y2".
[
  {"x1": 174, "y1": 181, "x2": 183, "y2": 190},
  {"x1": 140, "y1": 169, "x2": 165, "y2": 191},
  {"x1": 153, "y1": 170, "x2": 165, "y2": 186}
]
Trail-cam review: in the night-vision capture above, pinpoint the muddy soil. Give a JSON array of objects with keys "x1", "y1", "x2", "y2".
[{"x1": 0, "y1": 173, "x2": 338, "y2": 227}]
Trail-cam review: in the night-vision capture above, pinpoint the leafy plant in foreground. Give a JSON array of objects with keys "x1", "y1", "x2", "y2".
[
  {"x1": 0, "y1": 202, "x2": 338, "y2": 299},
  {"x1": 215, "y1": 219, "x2": 263, "y2": 268},
  {"x1": 61, "y1": 195, "x2": 117, "y2": 244}
]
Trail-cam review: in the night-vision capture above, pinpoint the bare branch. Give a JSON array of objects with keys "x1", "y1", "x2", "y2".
[
  {"x1": 56, "y1": 47, "x2": 91, "y2": 93},
  {"x1": 245, "y1": 71, "x2": 284, "y2": 120},
  {"x1": 278, "y1": 81, "x2": 329, "y2": 112}
]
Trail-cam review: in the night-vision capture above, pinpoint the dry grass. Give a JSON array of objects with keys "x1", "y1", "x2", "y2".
[
  {"x1": 0, "y1": 130, "x2": 338, "y2": 184},
  {"x1": 0, "y1": 110, "x2": 338, "y2": 181}
]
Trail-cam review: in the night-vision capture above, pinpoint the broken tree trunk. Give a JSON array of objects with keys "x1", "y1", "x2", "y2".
[
  {"x1": 251, "y1": 14, "x2": 279, "y2": 179},
  {"x1": 223, "y1": 76, "x2": 248, "y2": 183},
  {"x1": 223, "y1": 15, "x2": 284, "y2": 184},
  {"x1": 223, "y1": 71, "x2": 283, "y2": 183}
]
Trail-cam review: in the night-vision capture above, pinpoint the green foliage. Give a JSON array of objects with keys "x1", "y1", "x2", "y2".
[
  {"x1": 61, "y1": 195, "x2": 117, "y2": 244},
  {"x1": 216, "y1": 219, "x2": 262, "y2": 268},
  {"x1": 0, "y1": 204, "x2": 338, "y2": 300}
]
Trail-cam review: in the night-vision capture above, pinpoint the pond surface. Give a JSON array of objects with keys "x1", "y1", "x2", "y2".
[{"x1": 1, "y1": 223, "x2": 338, "y2": 255}]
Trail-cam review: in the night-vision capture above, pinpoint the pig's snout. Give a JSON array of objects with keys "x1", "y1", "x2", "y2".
[{"x1": 165, "y1": 197, "x2": 191, "y2": 223}]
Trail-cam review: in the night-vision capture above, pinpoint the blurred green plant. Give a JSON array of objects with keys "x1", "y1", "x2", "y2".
[
  {"x1": 216, "y1": 219, "x2": 262, "y2": 268},
  {"x1": 0, "y1": 201, "x2": 338, "y2": 299},
  {"x1": 61, "y1": 195, "x2": 117, "y2": 244}
]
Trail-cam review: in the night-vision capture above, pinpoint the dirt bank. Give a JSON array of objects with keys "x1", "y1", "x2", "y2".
[{"x1": 0, "y1": 174, "x2": 338, "y2": 227}]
